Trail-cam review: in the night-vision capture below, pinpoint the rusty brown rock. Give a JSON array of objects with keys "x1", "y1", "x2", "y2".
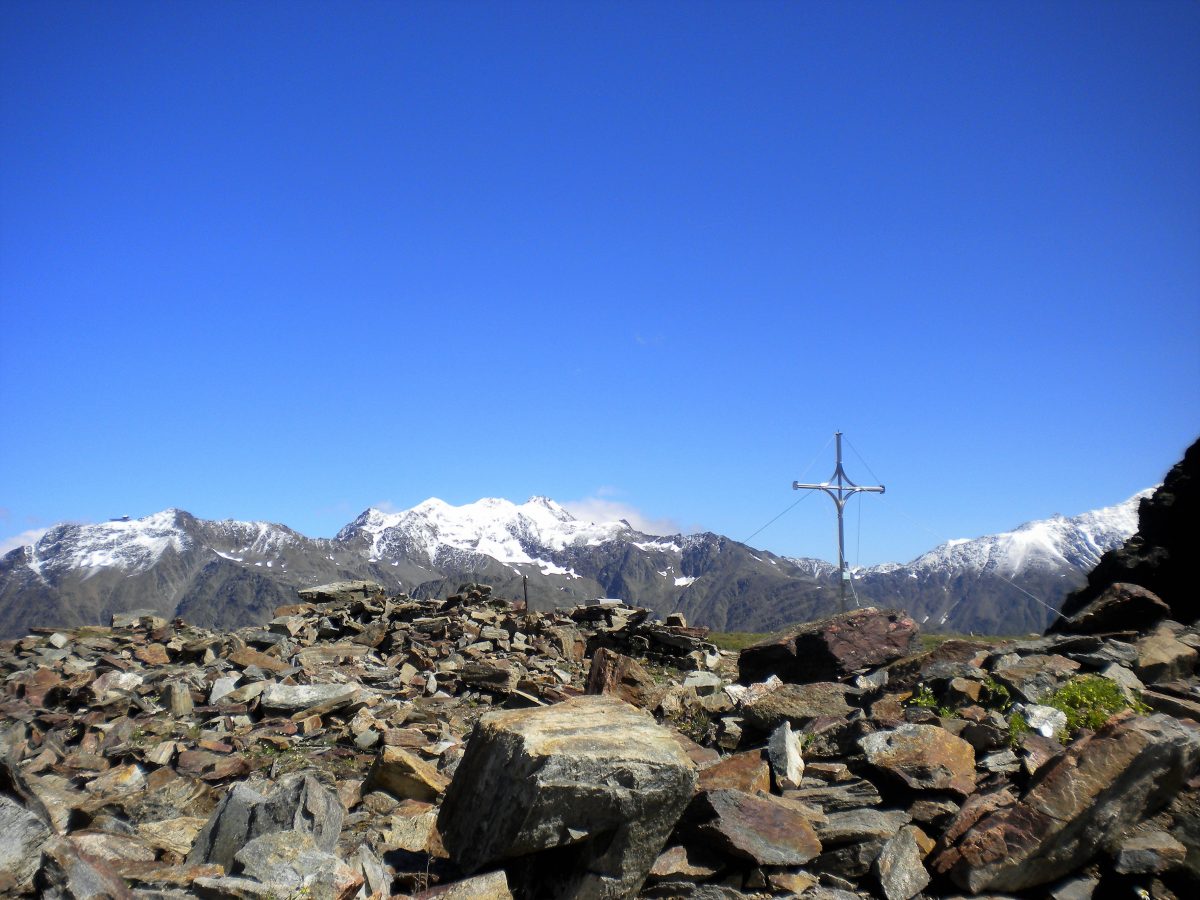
[
  {"x1": 585, "y1": 647, "x2": 665, "y2": 709},
  {"x1": 738, "y1": 607, "x2": 918, "y2": 685},
  {"x1": 933, "y1": 713, "x2": 1200, "y2": 893},
  {"x1": 647, "y1": 844, "x2": 722, "y2": 880},
  {"x1": 133, "y1": 643, "x2": 171, "y2": 666},
  {"x1": 227, "y1": 645, "x2": 293, "y2": 674},
  {"x1": 1051, "y1": 582, "x2": 1172, "y2": 635},
  {"x1": 697, "y1": 750, "x2": 770, "y2": 794},
  {"x1": 364, "y1": 746, "x2": 449, "y2": 802},
  {"x1": 1135, "y1": 624, "x2": 1198, "y2": 684},
  {"x1": 859, "y1": 724, "x2": 976, "y2": 797},
  {"x1": 176, "y1": 750, "x2": 251, "y2": 782},
  {"x1": 688, "y1": 788, "x2": 822, "y2": 865}
]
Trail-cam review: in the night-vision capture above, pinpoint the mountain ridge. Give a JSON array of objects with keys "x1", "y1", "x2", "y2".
[{"x1": 0, "y1": 491, "x2": 1151, "y2": 639}]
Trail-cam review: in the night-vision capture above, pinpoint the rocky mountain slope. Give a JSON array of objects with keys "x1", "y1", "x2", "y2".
[
  {"x1": 1, "y1": 492, "x2": 1150, "y2": 639},
  {"x1": 0, "y1": 572, "x2": 1196, "y2": 898}
]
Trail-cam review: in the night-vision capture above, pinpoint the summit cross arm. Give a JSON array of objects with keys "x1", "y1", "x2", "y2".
[{"x1": 793, "y1": 431, "x2": 885, "y2": 613}]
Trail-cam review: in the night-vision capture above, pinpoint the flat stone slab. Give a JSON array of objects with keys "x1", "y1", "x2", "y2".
[
  {"x1": 815, "y1": 808, "x2": 912, "y2": 846},
  {"x1": 687, "y1": 789, "x2": 822, "y2": 866},
  {"x1": 859, "y1": 724, "x2": 976, "y2": 797},
  {"x1": 259, "y1": 683, "x2": 361, "y2": 713},
  {"x1": 742, "y1": 682, "x2": 853, "y2": 732},
  {"x1": 0, "y1": 794, "x2": 52, "y2": 890}
]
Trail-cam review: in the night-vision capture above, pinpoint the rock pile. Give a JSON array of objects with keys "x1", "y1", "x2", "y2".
[{"x1": 0, "y1": 571, "x2": 1197, "y2": 897}]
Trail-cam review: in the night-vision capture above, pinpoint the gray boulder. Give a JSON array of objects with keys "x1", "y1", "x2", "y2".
[
  {"x1": 186, "y1": 772, "x2": 344, "y2": 872},
  {"x1": 438, "y1": 695, "x2": 697, "y2": 899}
]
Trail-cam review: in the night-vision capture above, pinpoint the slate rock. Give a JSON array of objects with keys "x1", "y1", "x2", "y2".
[
  {"x1": 766, "y1": 720, "x2": 804, "y2": 789},
  {"x1": 647, "y1": 844, "x2": 722, "y2": 881},
  {"x1": 585, "y1": 648, "x2": 666, "y2": 710},
  {"x1": 35, "y1": 835, "x2": 135, "y2": 900},
  {"x1": 812, "y1": 838, "x2": 885, "y2": 879},
  {"x1": 815, "y1": 808, "x2": 912, "y2": 846},
  {"x1": 438, "y1": 695, "x2": 696, "y2": 899},
  {"x1": 413, "y1": 869, "x2": 514, "y2": 899},
  {"x1": 0, "y1": 793, "x2": 53, "y2": 889},
  {"x1": 163, "y1": 681, "x2": 194, "y2": 717},
  {"x1": 259, "y1": 683, "x2": 360, "y2": 713},
  {"x1": 933, "y1": 713, "x2": 1200, "y2": 893},
  {"x1": 859, "y1": 724, "x2": 977, "y2": 797},
  {"x1": 186, "y1": 773, "x2": 343, "y2": 872},
  {"x1": 233, "y1": 830, "x2": 363, "y2": 898},
  {"x1": 696, "y1": 750, "x2": 769, "y2": 794},
  {"x1": 786, "y1": 778, "x2": 883, "y2": 812},
  {"x1": 990, "y1": 654, "x2": 1080, "y2": 703},
  {"x1": 738, "y1": 608, "x2": 918, "y2": 684},
  {"x1": 1134, "y1": 624, "x2": 1198, "y2": 684},
  {"x1": 687, "y1": 788, "x2": 822, "y2": 866},
  {"x1": 459, "y1": 661, "x2": 520, "y2": 695},
  {"x1": 874, "y1": 825, "x2": 931, "y2": 900},
  {"x1": 741, "y1": 682, "x2": 853, "y2": 732},
  {"x1": 364, "y1": 746, "x2": 449, "y2": 802},
  {"x1": 1049, "y1": 875, "x2": 1099, "y2": 900},
  {"x1": 1050, "y1": 583, "x2": 1171, "y2": 635},
  {"x1": 1113, "y1": 830, "x2": 1187, "y2": 874}
]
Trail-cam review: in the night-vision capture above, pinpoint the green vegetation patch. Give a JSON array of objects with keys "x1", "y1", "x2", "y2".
[
  {"x1": 1008, "y1": 674, "x2": 1149, "y2": 745},
  {"x1": 1041, "y1": 675, "x2": 1149, "y2": 734}
]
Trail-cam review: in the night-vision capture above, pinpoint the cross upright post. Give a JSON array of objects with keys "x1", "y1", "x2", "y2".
[{"x1": 793, "y1": 431, "x2": 885, "y2": 613}]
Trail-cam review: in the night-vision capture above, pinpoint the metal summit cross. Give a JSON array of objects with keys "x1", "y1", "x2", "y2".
[{"x1": 793, "y1": 431, "x2": 885, "y2": 614}]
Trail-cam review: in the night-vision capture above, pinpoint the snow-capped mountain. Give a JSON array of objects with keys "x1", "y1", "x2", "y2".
[
  {"x1": 785, "y1": 491, "x2": 1153, "y2": 635},
  {"x1": 0, "y1": 492, "x2": 1151, "y2": 639},
  {"x1": 889, "y1": 493, "x2": 1147, "y2": 578},
  {"x1": 336, "y1": 497, "x2": 632, "y2": 575}
]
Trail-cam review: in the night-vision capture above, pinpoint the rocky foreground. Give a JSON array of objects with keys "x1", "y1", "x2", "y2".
[{"x1": 0, "y1": 573, "x2": 1197, "y2": 900}]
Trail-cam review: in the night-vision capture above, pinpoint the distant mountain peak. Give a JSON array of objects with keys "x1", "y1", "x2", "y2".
[{"x1": 336, "y1": 495, "x2": 633, "y2": 566}]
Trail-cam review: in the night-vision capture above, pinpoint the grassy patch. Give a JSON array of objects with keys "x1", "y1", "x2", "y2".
[
  {"x1": 918, "y1": 632, "x2": 1022, "y2": 651},
  {"x1": 706, "y1": 631, "x2": 770, "y2": 652}
]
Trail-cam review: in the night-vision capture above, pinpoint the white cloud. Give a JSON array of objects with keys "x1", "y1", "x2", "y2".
[
  {"x1": 0, "y1": 528, "x2": 48, "y2": 556},
  {"x1": 562, "y1": 496, "x2": 681, "y2": 536}
]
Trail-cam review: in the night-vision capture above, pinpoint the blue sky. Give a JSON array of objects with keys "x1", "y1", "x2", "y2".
[{"x1": 2, "y1": 1, "x2": 1197, "y2": 565}]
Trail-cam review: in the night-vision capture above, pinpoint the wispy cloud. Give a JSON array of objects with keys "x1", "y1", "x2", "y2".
[
  {"x1": 562, "y1": 495, "x2": 681, "y2": 536},
  {"x1": 0, "y1": 528, "x2": 48, "y2": 556}
]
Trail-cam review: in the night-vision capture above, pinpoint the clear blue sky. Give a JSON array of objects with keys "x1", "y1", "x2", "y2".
[{"x1": 2, "y1": 1, "x2": 1197, "y2": 565}]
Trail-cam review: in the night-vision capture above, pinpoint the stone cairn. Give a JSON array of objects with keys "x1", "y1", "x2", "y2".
[{"x1": 0, "y1": 572, "x2": 1197, "y2": 899}]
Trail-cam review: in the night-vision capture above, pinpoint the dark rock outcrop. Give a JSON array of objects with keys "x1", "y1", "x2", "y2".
[{"x1": 1053, "y1": 436, "x2": 1198, "y2": 630}]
